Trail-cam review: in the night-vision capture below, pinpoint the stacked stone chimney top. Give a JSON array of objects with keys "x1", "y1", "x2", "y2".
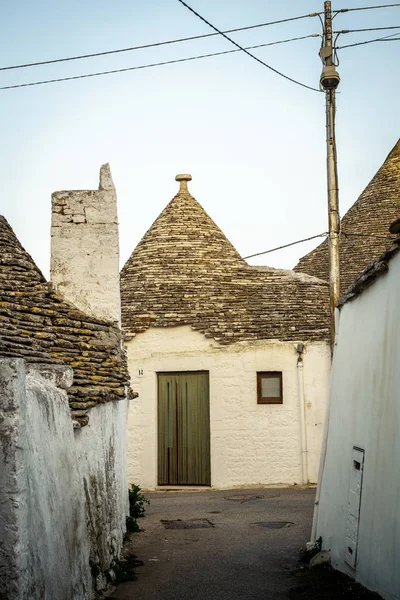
[
  {"x1": 99, "y1": 162, "x2": 115, "y2": 190},
  {"x1": 51, "y1": 164, "x2": 121, "y2": 325}
]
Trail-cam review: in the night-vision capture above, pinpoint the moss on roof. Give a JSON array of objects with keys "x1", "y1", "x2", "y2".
[
  {"x1": 121, "y1": 177, "x2": 330, "y2": 344},
  {"x1": 0, "y1": 216, "x2": 130, "y2": 426}
]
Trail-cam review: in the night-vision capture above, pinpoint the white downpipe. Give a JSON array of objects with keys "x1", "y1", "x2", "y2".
[
  {"x1": 310, "y1": 389, "x2": 331, "y2": 543},
  {"x1": 297, "y1": 348, "x2": 308, "y2": 485},
  {"x1": 310, "y1": 307, "x2": 340, "y2": 544}
]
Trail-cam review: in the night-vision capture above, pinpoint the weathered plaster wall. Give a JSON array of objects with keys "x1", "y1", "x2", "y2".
[
  {"x1": 0, "y1": 358, "x2": 91, "y2": 600},
  {"x1": 74, "y1": 398, "x2": 129, "y2": 590},
  {"x1": 0, "y1": 358, "x2": 128, "y2": 600},
  {"x1": 316, "y1": 251, "x2": 400, "y2": 600},
  {"x1": 126, "y1": 326, "x2": 330, "y2": 489},
  {"x1": 0, "y1": 359, "x2": 28, "y2": 600},
  {"x1": 50, "y1": 164, "x2": 120, "y2": 324}
]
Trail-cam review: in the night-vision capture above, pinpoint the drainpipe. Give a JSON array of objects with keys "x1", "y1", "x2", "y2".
[
  {"x1": 310, "y1": 402, "x2": 330, "y2": 544},
  {"x1": 309, "y1": 307, "x2": 339, "y2": 544},
  {"x1": 296, "y1": 343, "x2": 308, "y2": 485}
]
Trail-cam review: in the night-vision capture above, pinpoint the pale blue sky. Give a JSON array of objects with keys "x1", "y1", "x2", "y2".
[{"x1": 0, "y1": 0, "x2": 398, "y2": 276}]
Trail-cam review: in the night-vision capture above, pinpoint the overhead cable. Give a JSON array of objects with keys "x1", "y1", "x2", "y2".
[
  {"x1": 243, "y1": 230, "x2": 396, "y2": 259},
  {"x1": 336, "y1": 31, "x2": 400, "y2": 48},
  {"x1": 0, "y1": 11, "x2": 322, "y2": 72},
  {"x1": 176, "y1": 0, "x2": 322, "y2": 92},
  {"x1": 335, "y1": 3, "x2": 400, "y2": 13},
  {"x1": 0, "y1": 35, "x2": 320, "y2": 91},
  {"x1": 341, "y1": 231, "x2": 396, "y2": 239},
  {"x1": 334, "y1": 25, "x2": 400, "y2": 33},
  {"x1": 243, "y1": 233, "x2": 328, "y2": 259}
]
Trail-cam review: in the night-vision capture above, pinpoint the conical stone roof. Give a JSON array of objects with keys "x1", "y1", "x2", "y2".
[
  {"x1": 0, "y1": 215, "x2": 130, "y2": 426},
  {"x1": 295, "y1": 139, "x2": 400, "y2": 293},
  {"x1": 121, "y1": 175, "x2": 330, "y2": 344}
]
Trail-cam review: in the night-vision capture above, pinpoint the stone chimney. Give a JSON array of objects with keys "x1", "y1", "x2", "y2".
[{"x1": 50, "y1": 164, "x2": 121, "y2": 324}]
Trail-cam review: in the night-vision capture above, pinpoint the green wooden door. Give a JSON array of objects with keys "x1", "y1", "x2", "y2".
[{"x1": 158, "y1": 371, "x2": 210, "y2": 486}]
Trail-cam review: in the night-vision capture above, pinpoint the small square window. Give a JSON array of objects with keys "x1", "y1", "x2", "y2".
[{"x1": 257, "y1": 372, "x2": 283, "y2": 404}]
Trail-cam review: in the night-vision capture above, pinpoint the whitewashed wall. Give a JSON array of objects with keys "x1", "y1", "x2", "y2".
[
  {"x1": 316, "y1": 251, "x2": 400, "y2": 600},
  {"x1": 74, "y1": 396, "x2": 129, "y2": 592},
  {"x1": 0, "y1": 358, "x2": 128, "y2": 600},
  {"x1": 126, "y1": 326, "x2": 331, "y2": 489},
  {"x1": 50, "y1": 164, "x2": 120, "y2": 324}
]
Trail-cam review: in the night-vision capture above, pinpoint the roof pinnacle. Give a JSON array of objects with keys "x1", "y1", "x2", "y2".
[{"x1": 175, "y1": 173, "x2": 192, "y2": 193}]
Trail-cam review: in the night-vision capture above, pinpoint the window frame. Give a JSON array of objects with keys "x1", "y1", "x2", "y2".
[{"x1": 257, "y1": 371, "x2": 283, "y2": 405}]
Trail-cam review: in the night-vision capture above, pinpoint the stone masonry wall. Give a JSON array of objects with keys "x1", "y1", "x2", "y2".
[{"x1": 51, "y1": 164, "x2": 120, "y2": 324}]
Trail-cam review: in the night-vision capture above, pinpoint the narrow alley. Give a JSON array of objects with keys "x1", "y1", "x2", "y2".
[{"x1": 109, "y1": 487, "x2": 315, "y2": 600}]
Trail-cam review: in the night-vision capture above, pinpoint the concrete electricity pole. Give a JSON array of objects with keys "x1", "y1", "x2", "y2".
[{"x1": 319, "y1": 1, "x2": 340, "y2": 349}]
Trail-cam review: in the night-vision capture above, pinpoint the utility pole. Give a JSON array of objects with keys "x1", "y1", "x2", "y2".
[{"x1": 319, "y1": 1, "x2": 340, "y2": 350}]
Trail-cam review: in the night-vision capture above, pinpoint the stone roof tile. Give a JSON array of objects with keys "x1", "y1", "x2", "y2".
[
  {"x1": 338, "y1": 235, "x2": 400, "y2": 308},
  {"x1": 294, "y1": 138, "x2": 400, "y2": 293},
  {"x1": 0, "y1": 216, "x2": 130, "y2": 426},
  {"x1": 121, "y1": 175, "x2": 330, "y2": 343}
]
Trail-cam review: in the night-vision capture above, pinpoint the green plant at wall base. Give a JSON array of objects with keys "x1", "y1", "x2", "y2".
[
  {"x1": 111, "y1": 558, "x2": 137, "y2": 584},
  {"x1": 126, "y1": 484, "x2": 150, "y2": 533}
]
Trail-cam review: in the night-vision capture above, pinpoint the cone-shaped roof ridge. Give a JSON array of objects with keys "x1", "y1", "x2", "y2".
[
  {"x1": 386, "y1": 137, "x2": 400, "y2": 161},
  {"x1": 0, "y1": 214, "x2": 130, "y2": 427},
  {"x1": 0, "y1": 215, "x2": 46, "y2": 286},
  {"x1": 121, "y1": 174, "x2": 246, "y2": 280},
  {"x1": 295, "y1": 138, "x2": 400, "y2": 293},
  {"x1": 121, "y1": 175, "x2": 330, "y2": 343}
]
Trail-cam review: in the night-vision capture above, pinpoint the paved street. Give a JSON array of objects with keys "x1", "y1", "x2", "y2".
[{"x1": 110, "y1": 487, "x2": 315, "y2": 600}]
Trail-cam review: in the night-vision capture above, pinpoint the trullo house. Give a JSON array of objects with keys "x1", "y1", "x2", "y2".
[
  {"x1": 295, "y1": 139, "x2": 400, "y2": 292},
  {"x1": 312, "y1": 220, "x2": 400, "y2": 600},
  {"x1": 309, "y1": 140, "x2": 400, "y2": 600},
  {"x1": 121, "y1": 174, "x2": 331, "y2": 489}
]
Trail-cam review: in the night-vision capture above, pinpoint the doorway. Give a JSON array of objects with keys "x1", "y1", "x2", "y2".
[{"x1": 157, "y1": 371, "x2": 210, "y2": 486}]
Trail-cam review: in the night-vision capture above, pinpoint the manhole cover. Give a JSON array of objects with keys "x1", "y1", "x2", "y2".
[
  {"x1": 224, "y1": 494, "x2": 264, "y2": 503},
  {"x1": 251, "y1": 521, "x2": 294, "y2": 529},
  {"x1": 161, "y1": 518, "x2": 214, "y2": 530}
]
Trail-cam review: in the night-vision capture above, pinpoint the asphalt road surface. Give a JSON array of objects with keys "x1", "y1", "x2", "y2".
[{"x1": 109, "y1": 486, "x2": 315, "y2": 600}]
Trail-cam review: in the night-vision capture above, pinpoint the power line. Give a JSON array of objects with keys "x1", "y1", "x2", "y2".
[
  {"x1": 339, "y1": 36, "x2": 400, "y2": 47},
  {"x1": 336, "y1": 31, "x2": 400, "y2": 48},
  {"x1": 243, "y1": 230, "x2": 396, "y2": 259},
  {"x1": 243, "y1": 233, "x2": 328, "y2": 259},
  {"x1": 0, "y1": 35, "x2": 320, "y2": 91},
  {"x1": 341, "y1": 231, "x2": 395, "y2": 239},
  {"x1": 334, "y1": 25, "x2": 400, "y2": 33},
  {"x1": 0, "y1": 12, "x2": 323, "y2": 73},
  {"x1": 335, "y1": 3, "x2": 400, "y2": 13},
  {"x1": 176, "y1": 0, "x2": 322, "y2": 93}
]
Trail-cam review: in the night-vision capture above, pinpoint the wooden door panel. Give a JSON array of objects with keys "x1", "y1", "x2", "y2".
[{"x1": 158, "y1": 372, "x2": 210, "y2": 486}]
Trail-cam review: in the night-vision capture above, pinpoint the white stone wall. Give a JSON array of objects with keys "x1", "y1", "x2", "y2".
[
  {"x1": 126, "y1": 326, "x2": 331, "y2": 489},
  {"x1": 74, "y1": 398, "x2": 129, "y2": 589},
  {"x1": 316, "y1": 251, "x2": 400, "y2": 600},
  {"x1": 50, "y1": 164, "x2": 120, "y2": 324},
  {"x1": 0, "y1": 358, "x2": 128, "y2": 600}
]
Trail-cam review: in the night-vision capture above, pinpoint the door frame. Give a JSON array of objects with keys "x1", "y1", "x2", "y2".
[{"x1": 156, "y1": 370, "x2": 211, "y2": 486}]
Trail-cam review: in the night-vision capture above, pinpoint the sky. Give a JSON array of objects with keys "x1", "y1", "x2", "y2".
[{"x1": 0, "y1": 0, "x2": 399, "y2": 277}]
